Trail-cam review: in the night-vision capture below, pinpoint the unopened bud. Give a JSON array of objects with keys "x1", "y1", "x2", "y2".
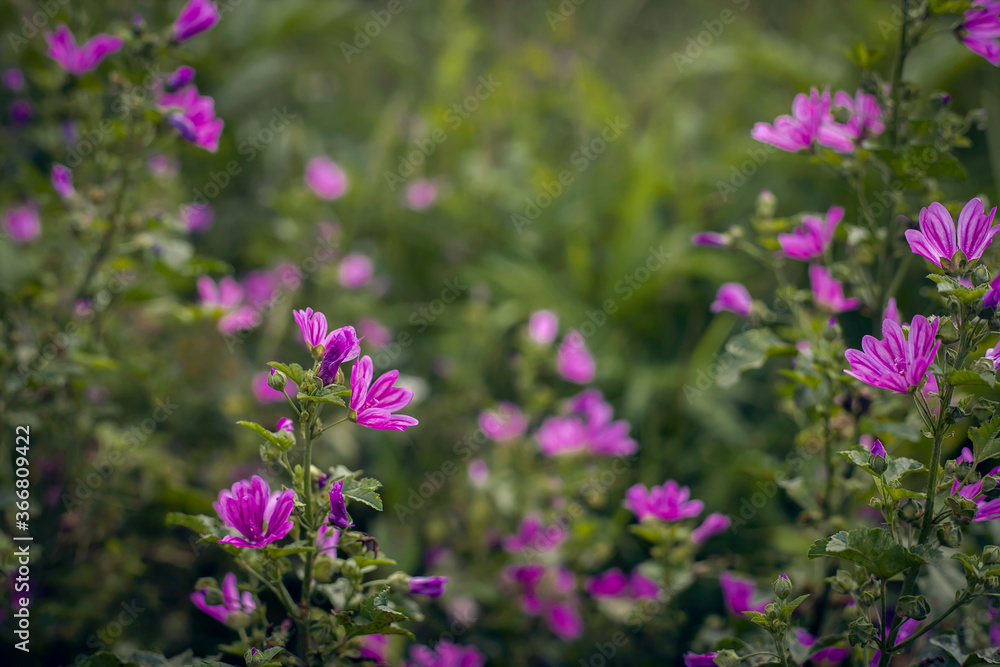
[
  {"x1": 897, "y1": 594, "x2": 930, "y2": 620},
  {"x1": 267, "y1": 368, "x2": 287, "y2": 391},
  {"x1": 984, "y1": 545, "x2": 1000, "y2": 565},
  {"x1": 772, "y1": 573, "x2": 792, "y2": 600},
  {"x1": 937, "y1": 523, "x2": 962, "y2": 548}
]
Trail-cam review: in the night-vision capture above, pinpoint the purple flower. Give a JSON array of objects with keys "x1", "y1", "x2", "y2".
[
  {"x1": 557, "y1": 331, "x2": 595, "y2": 384},
  {"x1": 328, "y1": 481, "x2": 353, "y2": 529},
  {"x1": 405, "y1": 179, "x2": 439, "y2": 210},
  {"x1": 986, "y1": 339, "x2": 1000, "y2": 366},
  {"x1": 691, "y1": 512, "x2": 731, "y2": 543},
  {"x1": 468, "y1": 459, "x2": 489, "y2": 488},
  {"x1": 358, "y1": 318, "x2": 392, "y2": 348},
  {"x1": 796, "y1": 629, "x2": 850, "y2": 665},
  {"x1": 404, "y1": 641, "x2": 484, "y2": 667},
  {"x1": 158, "y1": 85, "x2": 224, "y2": 152},
  {"x1": 810, "y1": 264, "x2": 860, "y2": 313},
  {"x1": 585, "y1": 568, "x2": 628, "y2": 597},
  {"x1": 751, "y1": 87, "x2": 831, "y2": 152},
  {"x1": 51, "y1": 164, "x2": 74, "y2": 198},
  {"x1": 9, "y1": 100, "x2": 32, "y2": 124},
  {"x1": 870, "y1": 438, "x2": 887, "y2": 458},
  {"x1": 276, "y1": 417, "x2": 293, "y2": 433},
  {"x1": 502, "y1": 565, "x2": 581, "y2": 641},
  {"x1": 905, "y1": 198, "x2": 998, "y2": 268},
  {"x1": 778, "y1": 206, "x2": 843, "y2": 260},
  {"x1": 242, "y1": 271, "x2": 276, "y2": 309},
  {"x1": 478, "y1": 402, "x2": 527, "y2": 443},
  {"x1": 625, "y1": 481, "x2": 704, "y2": 522},
  {"x1": 167, "y1": 66, "x2": 196, "y2": 91},
  {"x1": 710, "y1": 282, "x2": 752, "y2": 317},
  {"x1": 214, "y1": 475, "x2": 295, "y2": 548},
  {"x1": 845, "y1": 315, "x2": 940, "y2": 394},
  {"x1": 822, "y1": 90, "x2": 884, "y2": 149},
  {"x1": 691, "y1": 231, "x2": 729, "y2": 247},
  {"x1": 358, "y1": 635, "x2": 388, "y2": 663},
  {"x1": 569, "y1": 389, "x2": 638, "y2": 456},
  {"x1": 190, "y1": 572, "x2": 255, "y2": 625},
  {"x1": 181, "y1": 203, "x2": 214, "y2": 232},
  {"x1": 349, "y1": 356, "x2": 419, "y2": 431},
  {"x1": 684, "y1": 654, "x2": 719, "y2": 667},
  {"x1": 984, "y1": 274, "x2": 1000, "y2": 310},
  {"x1": 952, "y1": 448, "x2": 1000, "y2": 522},
  {"x1": 44, "y1": 25, "x2": 123, "y2": 76},
  {"x1": 630, "y1": 571, "x2": 660, "y2": 600},
  {"x1": 870, "y1": 618, "x2": 921, "y2": 666},
  {"x1": 293, "y1": 307, "x2": 335, "y2": 349},
  {"x1": 503, "y1": 514, "x2": 566, "y2": 554},
  {"x1": 317, "y1": 325, "x2": 362, "y2": 384},
  {"x1": 4, "y1": 203, "x2": 41, "y2": 243},
  {"x1": 719, "y1": 572, "x2": 769, "y2": 615},
  {"x1": 536, "y1": 416, "x2": 589, "y2": 456},
  {"x1": 305, "y1": 156, "x2": 349, "y2": 200},
  {"x1": 409, "y1": 576, "x2": 449, "y2": 597},
  {"x1": 885, "y1": 297, "x2": 901, "y2": 324},
  {"x1": 546, "y1": 603, "x2": 583, "y2": 641},
  {"x1": 338, "y1": 253, "x2": 373, "y2": 289},
  {"x1": 173, "y1": 0, "x2": 220, "y2": 41},
  {"x1": 528, "y1": 309, "x2": 559, "y2": 345},
  {"x1": 2, "y1": 68, "x2": 25, "y2": 91},
  {"x1": 148, "y1": 153, "x2": 180, "y2": 178},
  {"x1": 197, "y1": 276, "x2": 244, "y2": 310},
  {"x1": 960, "y1": 0, "x2": 1000, "y2": 66}
]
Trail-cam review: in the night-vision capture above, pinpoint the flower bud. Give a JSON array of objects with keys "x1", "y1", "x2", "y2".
[
  {"x1": 848, "y1": 617, "x2": 875, "y2": 646},
  {"x1": 267, "y1": 368, "x2": 287, "y2": 391},
  {"x1": 973, "y1": 264, "x2": 991, "y2": 287},
  {"x1": 859, "y1": 590, "x2": 877, "y2": 608},
  {"x1": 896, "y1": 594, "x2": 930, "y2": 620},
  {"x1": 869, "y1": 455, "x2": 888, "y2": 476},
  {"x1": 984, "y1": 476, "x2": 1000, "y2": 495},
  {"x1": 898, "y1": 498, "x2": 921, "y2": 522},
  {"x1": 869, "y1": 496, "x2": 883, "y2": 511},
  {"x1": 937, "y1": 522, "x2": 962, "y2": 548},
  {"x1": 984, "y1": 545, "x2": 1000, "y2": 565},
  {"x1": 772, "y1": 573, "x2": 792, "y2": 600}
]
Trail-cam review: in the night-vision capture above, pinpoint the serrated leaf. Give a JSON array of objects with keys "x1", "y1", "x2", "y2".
[
  {"x1": 342, "y1": 478, "x2": 384, "y2": 511},
  {"x1": 781, "y1": 593, "x2": 809, "y2": 619},
  {"x1": 237, "y1": 420, "x2": 295, "y2": 451},
  {"x1": 971, "y1": 415, "x2": 1000, "y2": 464},
  {"x1": 808, "y1": 527, "x2": 925, "y2": 579},
  {"x1": 742, "y1": 610, "x2": 770, "y2": 628},
  {"x1": 837, "y1": 450, "x2": 924, "y2": 482},
  {"x1": 267, "y1": 361, "x2": 305, "y2": 384}
]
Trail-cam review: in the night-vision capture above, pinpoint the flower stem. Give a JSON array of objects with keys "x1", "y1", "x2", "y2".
[{"x1": 300, "y1": 426, "x2": 315, "y2": 659}]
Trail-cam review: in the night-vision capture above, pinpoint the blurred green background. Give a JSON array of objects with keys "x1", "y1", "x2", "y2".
[{"x1": 2, "y1": 0, "x2": 1000, "y2": 664}]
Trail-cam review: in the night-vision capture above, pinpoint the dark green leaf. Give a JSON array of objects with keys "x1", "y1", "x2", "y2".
[{"x1": 808, "y1": 527, "x2": 925, "y2": 579}]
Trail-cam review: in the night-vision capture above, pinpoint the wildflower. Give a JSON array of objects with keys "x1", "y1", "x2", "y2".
[
  {"x1": 214, "y1": 475, "x2": 295, "y2": 548},
  {"x1": 44, "y1": 24, "x2": 123, "y2": 75},
  {"x1": 148, "y1": 154, "x2": 180, "y2": 178},
  {"x1": 405, "y1": 179, "x2": 439, "y2": 210},
  {"x1": 293, "y1": 307, "x2": 335, "y2": 349},
  {"x1": 870, "y1": 438, "x2": 887, "y2": 458},
  {"x1": 404, "y1": 641, "x2": 484, "y2": 667},
  {"x1": 777, "y1": 206, "x2": 843, "y2": 260},
  {"x1": 625, "y1": 481, "x2": 704, "y2": 522},
  {"x1": 585, "y1": 568, "x2": 660, "y2": 600},
  {"x1": 358, "y1": 635, "x2": 388, "y2": 663},
  {"x1": 821, "y1": 89, "x2": 884, "y2": 150},
  {"x1": 317, "y1": 326, "x2": 362, "y2": 384},
  {"x1": 180, "y1": 203, "x2": 213, "y2": 232},
  {"x1": 2, "y1": 68, "x2": 25, "y2": 91},
  {"x1": 557, "y1": 331, "x2": 596, "y2": 383},
  {"x1": 959, "y1": 0, "x2": 1000, "y2": 66},
  {"x1": 349, "y1": 356, "x2": 419, "y2": 431},
  {"x1": 328, "y1": 480, "x2": 354, "y2": 529},
  {"x1": 9, "y1": 100, "x2": 32, "y2": 124},
  {"x1": 158, "y1": 85, "x2": 224, "y2": 152},
  {"x1": 479, "y1": 402, "x2": 527, "y2": 443},
  {"x1": 719, "y1": 572, "x2": 769, "y2": 615},
  {"x1": 844, "y1": 315, "x2": 940, "y2": 393},
  {"x1": 51, "y1": 164, "x2": 74, "y2": 198},
  {"x1": 684, "y1": 654, "x2": 719, "y2": 667},
  {"x1": 528, "y1": 309, "x2": 560, "y2": 345},
  {"x1": 710, "y1": 283, "x2": 752, "y2": 317},
  {"x1": 810, "y1": 264, "x2": 860, "y2": 313},
  {"x1": 358, "y1": 318, "x2": 392, "y2": 348},
  {"x1": 3, "y1": 203, "x2": 41, "y2": 243},
  {"x1": 502, "y1": 565, "x2": 582, "y2": 641},
  {"x1": 984, "y1": 275, "x2": 1000, "y2": 309},
  {"x1": 952, "y1": 447, "x2": 1000, "y2": 521},
  {"x1": 251, "y1": 371, "x2": 296, "y2": 404},
  {"x1": 569, "y1": 389, "x2": 638, "y2": 456},
  {"x1": 796, "y1": 629, "x2": 850, "y2": 666},
  {"x1": 409, "y1": 576, "x2": 449, "y2": 597},
  {"x1": 905, "y1": 198, "x2": 998, "y2": 269},
  {"x1": 338, "y1": 253, "x2": 373, "y2": 289},
  {"x1": 986, "y1": 339, "x2": 1000, "y2": 366},
  {"x1": 242, "y1": 271, "x2": 277, "y2": 308},
  {"x1": 751, "y1": 87, "x2": 831, "y2": 152},
  {"x1": 305, "y1": 156, "x2": 349, "y2": 200},
  {"x1": 885, "y1": 297, "x2": 901, "y2": 324},
  {"x1": 190, "y1": 573, "x2": 255, "y2": 624},
  {"x1": 167, "y1": 66, "x2": 196, "y2": 91},
  {"x1": 502, "y1": 514, "x2": 566, "y2": 554},
  {"x1": 691, "y1": 231, "x2": 729, "y2": 247},
  {"x1": 173, "y1": 0, "x2": 220, "y2": 41},
  {"x1": 276, "y1": 418, "x2": 293, "y2": 433},
  {"x1": 691, "y1": 512, "x2": 731, "y2": 543},
  {"x1": 536, "y1": 416, "x2": 589, "y2": 456}
]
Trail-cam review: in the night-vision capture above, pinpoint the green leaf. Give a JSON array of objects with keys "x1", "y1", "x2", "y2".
[
  {"x1": 165, "y1": 512, "x2": 215, "y2": 534},
  {"x1": 353, "y1": 555, "x2": 398, "y2": 567},
  {"x1": 297, "y1": 393, "x2": 346, "y2": 406},
  {"x1": 349, "y1": 589, "x2": 414, "y2": 638},
  {"x1": 929, "y1": 0, "x2": 972, "y2": 15},
  {"x1": 971, "y1": 415, "x2": 1000, "y2": 463},
  {"x1": 781, "y1": 593, "x2": 809, "y2": 619},
  {"x1": 81, "y1": 654, "x2": 142, "y2": 667},
  {"x1": 808, "y1": 527, "x2": 925, "y2": 579},
  {"x1": 948, "y1": 370, "x2": 994, "y2": 389},
  {"x1": 931, "y1": 635, "x2": 967, "y2": 663},
  {"x1": 342, "y1": 477, "x2": 384, "y2": 511},
  {"x1": 966, "y1": 648, "x2": 1000, "y2": 665},
  {"x1": 715, "y1": 329, "x2": 796, "y2": 388},
  {"x1": 268, "y1": 545, "x2": 315, "y2": 558},
  {"x1": 741, "y1": 610, "x2": 770, "y2": 629},
  {"x1": 236, "y1": 420, "x2": 295, "y2": 451},
  {"x1": 837, "y1": 450, "x2": 924, "y2": 482},
  {"x1": 267, "y1": 361, "x2": 305, "y2": 385}
]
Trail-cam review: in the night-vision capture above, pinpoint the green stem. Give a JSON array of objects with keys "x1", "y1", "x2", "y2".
[
  {"x1": 300, "y1": 426, "x2": 315, "y2": 658},
  {"x1": 240, "y1": 560, "x2": 297, "y2": 618},
  {"x1": 318, "y1": 416, "x2": 349, "y2": 435}
]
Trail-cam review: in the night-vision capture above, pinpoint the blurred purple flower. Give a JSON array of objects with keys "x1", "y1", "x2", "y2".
[
  {"x1": 828, "y1": 89, "x2": 884, "y2": 144},
  {"x1": 810, "y1": 264, "x2": 860, "y2": 313},
  {"x1": 625, "y1": 481, "x2": 704, "y2": 522},
  {"x1": 158, "y1": 85, "x2": 224, "y2": 152},
  {"x1": 404, "y1": 640, "x2": 484, "y2": 667},
  {"x1": 190, "y1": 573, "x2": 255, "y2": 625},
  {"x1": 148, "y1": 153, "x2": 180, "y2": 178},
  {"x1": 214, "y1": 475, "x2": 295, "y2": 548},
  {"x1": 45, "y1": 24, "x2": 123, "y2": 75},
  {"x1": 536, "y1": 416, "x2": 589, "y2": 456},
  {"x1": 305, "y1": 156, "x2": 349, "y2": 200},
  {"x1": 905, "y1": 198, "x2": 998, "y2": 268},
  {"x1": 710, "y1": 283, "x2": 752, "y2": 317},
  {"x1": 405, "y1": 179, "x2": 439, "y2": 210},
  {"x1": 479, "y1": 402, "x2": 527, "y2": 443},
  {"x1": 167, "y1": 65, "x2": 196, "y2": 91},
  {"x1": 528, "y1": 309, "x2": 559, "y2": 345},
  {"x1": 357, "y1": 317, "x2": 392, "y2": 348},
  {"x1": 684, "y1": 654, "x2": 719, "y2": 667},
  {"x1": 870, "y1": 618, "x2": 921, "y2": 666},
  {"x1": 9, "y1": 100, "x2": 32, "y2": 124},
  {"x1": 845, "y1": 315, "x2": 940, "y2": 394},
  {"x1": 952, "y1": 447, "x2": 1000, "y2": 521},
  {"x1": 796, "y1": 629, "x2": 850, "y2": 666},
  {"x1": 503, "y1": 514, "x2": 566, "y2": 554},
  {"x1": 317, "y1": 325, "x2": 361, "y2": 384},
  {"x1": 251, "y1": 370, "x2": 296, "y2": 403},
  {"x1": 174, "y1": 0, "x2": 220, "y2": 41},
  {"x1": 569, "y1": 389, "x2": 638, "y2": 456},
  {"x1": 3, "y1": 203, "x2": 41, "y2": 243},
  {"x1": 719, "y1": 572, "x2": 769, "y2": 615},
  {"x1": 328, "y1": 480, "x2": 353, "y2": 529},
  {"x1": 197, "y1": 276, "x2": 243, "y2": 308},
  {"x1": 2, "y1": 68, "x2": 25, "y2": 91},
  {"x1": 242, "y1": 270, "x2": 276, "y2": 308},
  {"x1": 51, "y1": 164, "x2": 74, "y2": 198},
  {"x1": 546, "y1": 603, "x2": 583, "y2": 641},
  {"x1": 358, "y1": 635, "x2": 388, "y2": 663},
  {"x1": 339, "y1": 253, "x2": 373, "y2": 289},
  {"x1": 409, "y1": 576, "x2": 448, "y2": 597},
  {"x1": 557, "y1": 331, "x2": 595, "y2": 383},
  {"x1": 276, "y1": 417, "x2": 293, "y2": 433},
  {"x1": 349, "y1": 355, "x2": 419, "y2": 431},
  {"x1": 691, "y1": 231, "x2": 728, "y2": 247},
  {"x1": 586, "y1": 568, "x2": 659, "y2": 600},
  {"x1": 960, "y1": 0, "x2": 1000, "y2": 66},
  {"x1": 691, "y1": 512, "x2": 731, "y2": 543},
  {"x1": 778, "y1": 206, "x2": 843, "y2": 260},
  {"x1": 181, "y1": 203, "x2": 214, "y2": 232}
]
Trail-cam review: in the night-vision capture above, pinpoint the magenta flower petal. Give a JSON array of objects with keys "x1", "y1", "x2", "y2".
[
  {"x1": 956, "y1": 196, "x2": 999, "y2": 260},
  {"x1": 710, "y1": 282, "x2": 752, "y2": 316},
  {"x1": 349, "y1": 356, "x2": 418, "y2": 431},
  {"x1": 556, "y1": 331, "x2": 595, "y2": 384},
  {"x1": 214, "y1": 476, "x2": 295, "y2": 548},
  {"x1": 174, "y1": 0, "x2": 220, "y2": 41},
  {"x1": 305, "y1": 156, "x2": 349, "y2": 200}
]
